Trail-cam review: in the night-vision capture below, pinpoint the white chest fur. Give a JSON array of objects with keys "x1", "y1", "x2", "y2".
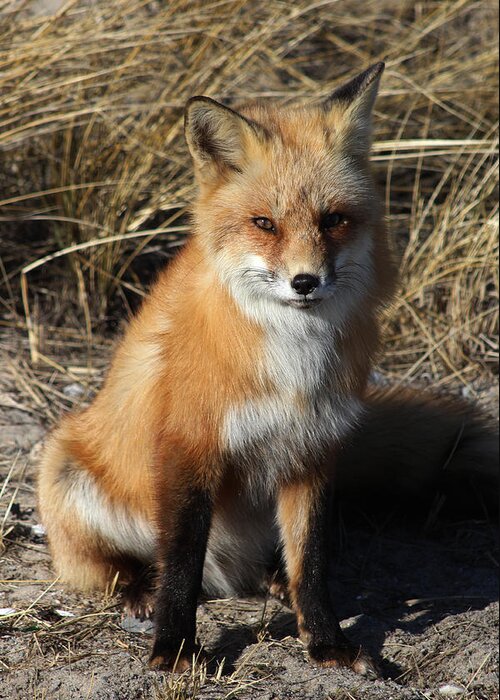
[{"x1": 221, "y1": 310, "x2": 363, "y2": 493}]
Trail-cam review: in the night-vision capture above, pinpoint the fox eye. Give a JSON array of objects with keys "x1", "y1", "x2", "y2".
[
  {"x1": 321, "y1": 212, "x2": 346, "y2": 231},
  {"x1": 253, "y1": 217, "x2": 275, "y2": 233}
]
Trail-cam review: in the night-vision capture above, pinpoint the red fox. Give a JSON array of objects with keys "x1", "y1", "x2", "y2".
[{"x1": 38, "y1": 62, "x2": 498, "y2": 676}]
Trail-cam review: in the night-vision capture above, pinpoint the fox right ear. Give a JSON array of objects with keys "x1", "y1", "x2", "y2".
[
  {"x1": 184, "y1": 97, "x2": 266, "y2": 178},
  {"x1": 323, "y1": 62, "x2": 385, "y2": 154}
]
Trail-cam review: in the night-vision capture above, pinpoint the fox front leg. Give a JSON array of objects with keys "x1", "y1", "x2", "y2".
[
  {"x1": 277, "y1": 476, "x2": 377, "y2": 676},
  {"x1": 149, "y1": 483, "x2": 213, "y2": 672}
]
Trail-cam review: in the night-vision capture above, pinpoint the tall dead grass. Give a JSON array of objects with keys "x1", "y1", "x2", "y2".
[{"x1": 0, "y1": 0, "x2": 498, "y2": 389}]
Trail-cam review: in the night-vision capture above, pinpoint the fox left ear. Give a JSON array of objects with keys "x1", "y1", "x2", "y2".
[
  {"x1": 184, "y1": 96, "x2": 266, "y2": 180},
  {"x1": 323, "y1": 62, "x2": 385, "y2": 154}
]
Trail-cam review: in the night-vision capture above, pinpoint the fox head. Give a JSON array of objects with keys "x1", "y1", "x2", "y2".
[{"x1": 184, "y1": 62, "x2": 395, "y2": 327}]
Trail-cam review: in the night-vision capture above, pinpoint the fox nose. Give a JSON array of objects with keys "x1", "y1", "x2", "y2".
[{"x1": 291, "y1": 273, "x2": 320, "y2": 296}]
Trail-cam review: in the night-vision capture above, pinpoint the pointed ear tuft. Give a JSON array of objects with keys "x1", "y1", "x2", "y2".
[
  {"x1": 326, "y1": 62, "x2": 385, "y2": 107},
  {"x1": 184, "y1": 97, "x2": 265, "y2": 177},
  {"x1": 323, "y1": 62, "x2": 385, "y2": 153}
]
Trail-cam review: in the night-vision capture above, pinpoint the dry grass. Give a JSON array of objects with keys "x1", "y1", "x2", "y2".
[
  {"x1": 0, "y1": 1, "x2": 498, "y2": 396},
  {"x1": 151, "y1": 646, "x2": 267, "y2": 700},
  {"x1": 1, "y1": 4, "x2": 498, "y2": 689},
  {"x1": 0, "y1": 453, "x2": 22, "y2": 553}
]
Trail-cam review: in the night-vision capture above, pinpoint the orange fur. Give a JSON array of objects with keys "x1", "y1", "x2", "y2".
[{"x1": 39, "y1": 63, "x2": 405, "y2": 674}]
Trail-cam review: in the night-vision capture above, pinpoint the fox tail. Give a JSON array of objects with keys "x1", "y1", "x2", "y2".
[{"x1": 335, "y1": 385, "x2": 498, "y2": 519}]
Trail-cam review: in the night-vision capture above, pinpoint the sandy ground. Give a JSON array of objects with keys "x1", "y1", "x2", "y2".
[{"x1": 0, "y1": 361, "x2": 498, "y2": 700}]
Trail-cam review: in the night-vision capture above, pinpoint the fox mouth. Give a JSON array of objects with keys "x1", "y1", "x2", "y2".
[{"x1": 286, "y1": 298, "x2": 322, "y2": 309}]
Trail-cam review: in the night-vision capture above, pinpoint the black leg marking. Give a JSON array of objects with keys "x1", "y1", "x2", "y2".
[
  {"x1": 150, "y1": 488, "x2": 212, "y2": 671},
  {"x1": 296, "y1": 485, "x2": 377, "y2": 676}
]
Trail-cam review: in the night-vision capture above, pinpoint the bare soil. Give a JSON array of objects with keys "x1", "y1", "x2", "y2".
[{"x1": 0, "y1": 357, "x2": 498, "y2": 700}]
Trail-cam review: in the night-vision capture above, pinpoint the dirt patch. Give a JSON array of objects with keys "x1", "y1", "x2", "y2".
[{"x1": 0, "y1": 366, "x2": 497, "y2": 700}]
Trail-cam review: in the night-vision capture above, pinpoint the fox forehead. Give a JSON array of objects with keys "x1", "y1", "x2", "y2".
[
  {"x1": 240, "y1": 101, "x2": 355, "y2": 147},
  {"x1": 219, "y1": 105, "x2": 376, "y2": 217}
]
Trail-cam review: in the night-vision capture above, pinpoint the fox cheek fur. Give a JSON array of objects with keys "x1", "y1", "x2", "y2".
[
  {"x1": 187, "y1": 75, "x2": 390, "y2": 326},
  {"x1": 39, "y1": 61, "x2": 395, "y2": 675}
]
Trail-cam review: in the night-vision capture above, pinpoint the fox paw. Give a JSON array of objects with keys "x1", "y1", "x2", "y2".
[
  {"x1": 149, "y1": 651, "x2": 192, "y2": 673},
  {"x1": 268, "y1": 580, "x2": 291, "y2": 607},
  {"x1": 122, "y1": 568, "x2": 156, "y2": 620},
  {"x1": 149, "y1": 642, "x2": 202, "y2": 673},
  {"x1": 123, "y1": 592, "x2": 154, "y2": 621},
  {"x1": 308, "y1": 643, "x2": 378, "y2": 677}
]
